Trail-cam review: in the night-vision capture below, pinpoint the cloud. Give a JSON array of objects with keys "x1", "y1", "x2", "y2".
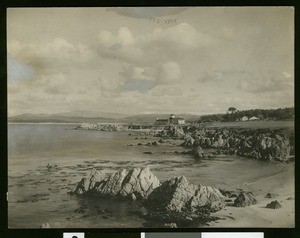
[
  {"x1": 118, "y1": 27, "x2": 135, "y2": 46},
  {"x1": 7, "y1": 8, "x2": 293, "y2": 116},
  {"x1": 119, "y1": 64, "x2": 156, "y2": 81},
  {"x1": 152, "y1": 23, "x2": 210, "y2": 49},
  {"x1": 150, "y1": 85, "x2": 183, "y2": 97},
  {"x1": 197, "y1": 69, "x2": 247, "y2": 84},
  {"x1": 122, "y1": 79, "x2": 156, "y2": 93},
  {"x1": 159, "y1": 61, "x2": 182, "y2": 83},
  {"x1": 237, "y1": 71, "x2": 293, "y2": 94},
  {"x1": 117, "y1": 60, "x2": 182, "y2": 94},
  {"x1": 96, "y1": 23, "x2": 211, "y2": 66},
  {"x1": 7, "y1": 38, "x2": 96, "y2": 71}
]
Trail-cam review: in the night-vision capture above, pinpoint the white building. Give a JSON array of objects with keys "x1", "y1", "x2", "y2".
[
  {"x1": 249, "y1": 116, "x2": 259, "y2": 121},
  {"x1": 241, "y1": 116, "x2": 248, "y2": 121}
]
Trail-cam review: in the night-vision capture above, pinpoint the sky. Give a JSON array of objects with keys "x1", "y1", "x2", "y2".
[{"x1": 7, "y1": 7, "x2": 294, "y2": 116}]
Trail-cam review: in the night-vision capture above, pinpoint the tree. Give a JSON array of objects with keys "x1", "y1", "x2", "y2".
[
  {"x1": 227, "y1": 107, "x2": 237, "y2": 114},
  {"x1": 227, "y1": 107, "x2": 237, "y2": 121}
]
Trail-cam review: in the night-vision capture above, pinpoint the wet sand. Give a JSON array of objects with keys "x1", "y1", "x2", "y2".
[{"x1": 207, "y1": 163, "x2": 294, "y2": 227}]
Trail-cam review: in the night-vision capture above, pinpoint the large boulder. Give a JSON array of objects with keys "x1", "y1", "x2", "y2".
[
  {"x1": 266, "y1": 200, "x2": 282, "y2": 209},
  {"x1": 74, "y1": 167, "x2": 160, "y2": 199},
  {"x1": 234, "y1": 192, "x2": 257, "y2": 207},
  {"x1": 147, "y1": 176, "x2": 225, "y2": 213},
  {"x1": 144, "y1": 176, "x2": 225, "y2": 227},
  {"x1": 74, "y1": 169, "x2": 106, "y2": 194},
  {"x1": 181, "y1": 135, "x2": 195, "y2": 147},
  {"x1": 190, "y1": 146, "x2": 204, "y2": 159}
]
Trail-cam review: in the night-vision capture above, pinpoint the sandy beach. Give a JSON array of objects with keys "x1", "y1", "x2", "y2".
[{"x1": 207, "y1": 162, "x2": 295, "y2": 227}]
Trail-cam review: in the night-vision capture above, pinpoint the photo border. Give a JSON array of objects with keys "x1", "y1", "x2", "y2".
[{"x1": 1, "y1": 0, "x2": 298, "y2": 237}]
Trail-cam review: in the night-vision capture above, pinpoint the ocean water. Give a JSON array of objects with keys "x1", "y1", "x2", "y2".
[{"x1": 8, "y1": 124, "x2": 288, "y2": 228}]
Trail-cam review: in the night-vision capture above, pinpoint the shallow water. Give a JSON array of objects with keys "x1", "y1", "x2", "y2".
[{"x1": 8, "y1": 124, "x2": 288, "y2": 228}]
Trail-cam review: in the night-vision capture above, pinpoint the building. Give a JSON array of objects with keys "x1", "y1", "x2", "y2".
[
  {"x1": 169, "y1": 114, "x2": 185, "y2": 125},
  {"x1": 241, "y1": 116, "x2": 248, "y2": 121},
  {"x1": 249, "y1": 116, "x2": 259, "y2": 121},
  {"x1": 155, "y1": 118, "x2": 169, "y2": 126},
  {"x1": 154, "y1": 114, "x2": 185, "y2": 125}
]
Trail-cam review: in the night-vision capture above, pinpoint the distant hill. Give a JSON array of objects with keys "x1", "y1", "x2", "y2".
[
  {"x1": 122, "y1": 113, "x2": 201, "y2": 124},
  {"x1": 56, "y1": 110, "x2": 126, "y2": 119},
  {"x1": 8, "y1": 110, "x2": 125, "y2": 123},
  {"x1": 8, "y1": 111, "x2": 201, "y2": 124}
]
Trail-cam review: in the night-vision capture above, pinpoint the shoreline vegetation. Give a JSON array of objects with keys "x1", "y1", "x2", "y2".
[{"x1": 67, "y1": 118, "x2": 294, "y2": 228}]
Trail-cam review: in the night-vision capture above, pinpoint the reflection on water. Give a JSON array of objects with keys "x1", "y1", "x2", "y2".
[{"x1": 8, "y1": 124, "x2": 286, "y2": 228}]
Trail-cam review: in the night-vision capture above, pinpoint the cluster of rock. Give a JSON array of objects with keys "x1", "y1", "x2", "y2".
[
  {"x1": 156, "y1": 125, "x2": 186, "y2": 139},
  {"x1": 46, "y1": 163, "x2": 58, "y2": 170},
  {"x1": 73, "y1": 167, "x2": 284, "y2": 226},
  {"x1": 72, "y1": 167, "x2": 226, "y2": 226},
  {"x1": 75, "y1": 123, "x2": 127, "y2": 131},
  {"x1": 160, "y1": 126, "x2": 294, "y2": 162},
  {"x1": 233, "y1": 192, "x2": 257, "y2": 207},
  {"x1": 219, "y1": 190, "x2": 258, "y2": 208},
  {"x1": 137, "y1": 141, "x2": 161, "y2": 146}
]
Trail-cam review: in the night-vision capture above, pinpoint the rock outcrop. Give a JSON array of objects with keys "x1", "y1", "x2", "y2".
[
  {"x1": 75, "y1": 123, "x2": 127, "y2": 131},
  {"x1": 266, "y1": 200, "x2": 282, "y2": 209},
  {"x1": 73, "y1": 167, "x2": 227, "y2": 227},
  {"x1": 233, "y1": 192, "x2": 257, "y2": 207},
  {"x1": 74, "y1": 167, "x2": 160, "y2": 199},
  {"x1": 144, "y1": 176, "x2": 225, "y2": 226},
  {"x1": 264, "y1": 193, "x2": 277, "y2": 198},
  {"x1": 157, "y1": 125, "x2": 185, "y2": 139},
  {"x1": 147, "y1": 176, "x2": 225, "y2": 213},
  {"x1": 172, "y1": 127, "x2": 294, "y2": 162},
  {"x1": 190, "y1": 146, "x2": 204, "y2": 160},
  {"x1": 75, "y1": 169, "x2": 106, "y2": 194}
]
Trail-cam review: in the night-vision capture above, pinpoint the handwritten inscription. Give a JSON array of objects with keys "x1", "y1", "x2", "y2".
[{"x1": 149, "y1": 17, "x2": 177, "y2": 25}]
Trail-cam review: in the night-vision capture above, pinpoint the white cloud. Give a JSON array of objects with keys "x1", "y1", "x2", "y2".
[
  {"x1": 7, "y1": 8, "x2": 294, "y2": 116},
  {"x1": 96, "y1": 23, "x2": 211, "y2": 67},
  {"x1": 118, "y1": 27, "x2": 135, "y2": 46},
  {"x1": 152, "y1": 23, "x2": 210, "y2": 49},
  {"x1": 119, "y1": 64, "x2": 156, "y2": 81},
  {"x1": 150, "y1": 85, "x2": 183, "y2": 97},
  {"x1": 98, "y1": 30, "x2": 114, "y2": 47},
  {"x1": 159, "y1": 61, "x2": 182, "y2": 83},
  {"x1": 7, "y1": 38, "x2": 96, "y2": 70},
  {"x1": 237, "y1": 72, "x2": 293, "y2": 94}
]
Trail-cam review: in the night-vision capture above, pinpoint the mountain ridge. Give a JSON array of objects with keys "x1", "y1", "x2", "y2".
[{"x1": 8, "y1": 111, "x2": 202, "y2": 124}]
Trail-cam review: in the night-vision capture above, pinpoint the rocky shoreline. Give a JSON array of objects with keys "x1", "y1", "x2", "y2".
[
  {"x1": 75, "y1": 123, "x2": 128, "y2": 131},
  {"x1": 66, "y1": 122, "x2": 295, "y2": 227},
  {"x1": 155, "y1": 125, "x2": 294, "y2": 162},
  {"x1": 74, "y1": 123, "x2": 294, "y2": 163},
  {"x1": 69, "y1": 166, "x2": 283, "y2": 227}
]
